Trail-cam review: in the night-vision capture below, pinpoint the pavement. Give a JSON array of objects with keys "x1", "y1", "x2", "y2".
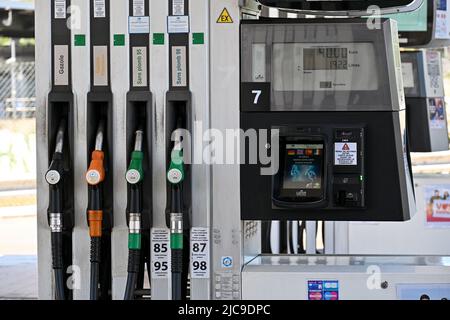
[
  {"x1": 0, "y1": 255, "x2": 37, "y2": 299},
  {"x1": 0, "y1": 193, "x2": 38, "y2": 300}
]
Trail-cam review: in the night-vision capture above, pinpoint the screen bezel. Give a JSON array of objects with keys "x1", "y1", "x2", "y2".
[
  {"x1": 273, "y1": 136, "x2": 327, "y2": 205},
  {"x1": 257, "y1": 0, "x2": 424, "y2": 16},
  {"x1": 397, "y1": 0, "x2": 434, "y2": 47}
]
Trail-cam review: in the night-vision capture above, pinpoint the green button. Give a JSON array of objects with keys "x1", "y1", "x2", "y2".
[
  {"x1": 114, "y1": 34, "x2": 125, "y2": 46},
  {"x1": 74, "y1": 34, "x2": 86, "y2": 46},
  {"x1": 153, "y1": 33, "x2": 165, "y2": 45},
  {"x1": 193, "y1": 33, "x2": 204, "y2": 45}
]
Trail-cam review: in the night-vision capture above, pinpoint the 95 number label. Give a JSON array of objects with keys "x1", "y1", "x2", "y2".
[
  {"x1": 190, "y1": 227, "x2": 210, "y2": 279},
  {"x1": 151, "y1": 228, "x2": 171, "y2": 279}
]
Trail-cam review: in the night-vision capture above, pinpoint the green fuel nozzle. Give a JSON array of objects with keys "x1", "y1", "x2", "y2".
[
  {"x1": 167, "y1": 143, "x2": 185, "y2": 186},
  {"x1": 126, "y1": 130, "x2": 144, "y2": 185}
]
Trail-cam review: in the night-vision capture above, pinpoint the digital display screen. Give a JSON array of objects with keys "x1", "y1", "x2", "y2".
[
  {"x1": 272, "y1": 43, "x2": 378, "y2": 92},
  {"x1": 303, "y1": 48, "x2": 348, "y2": 70},
  {"x1": 283, "y1": 144, "x2": 324, "y2": 190}
]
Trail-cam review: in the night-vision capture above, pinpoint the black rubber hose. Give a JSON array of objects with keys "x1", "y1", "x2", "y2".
[
  {"x1": 171, "y1": 248, "x2": 183, "y2": 300},
  {"x1": 54, "y1": 269, "x2": 65, "y2": 301},
  {"x1": 124, "y1": 273, "x2": 138, "y2": 301},
  {"x1": 124, "y1": 249, "x2": 140, "y2": 300},
  {"x1": 51, "y1": 232, "x2": 65, "y2": 300},
  {"x1": 90, "y1": 237, "x2": 101, "y2": 300}
]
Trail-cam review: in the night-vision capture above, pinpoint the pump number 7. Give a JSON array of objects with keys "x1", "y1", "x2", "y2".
[
  {"x1": 241, "y1": 82, "x2": 270, "y2": 111},
  {"x1": 252, "y1": 90, "x2": 262, "y2": 104}
]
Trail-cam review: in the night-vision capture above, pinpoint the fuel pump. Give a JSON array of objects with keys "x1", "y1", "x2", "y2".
[
  {"x1": 401, "y1": 50, "x2": 449, "y2": 152},
  {"x1": 41, "y1": 0, "x2": 75, "y2": 300},
  {"x1": 45, "y1": 120, "x2": 68, "y2": 300},
  {"x1": 124, "y1": 129, "x2": 144, "y2": 300},
  {"x1": 167, "y1": 129, "x2": 185, "y2": 301},
  {"x1": 86, "y1": 121, "x2": 106, "y2": 300},
  {"x1": 124, "y1": 0, "x2": 153, "y2": 300}
]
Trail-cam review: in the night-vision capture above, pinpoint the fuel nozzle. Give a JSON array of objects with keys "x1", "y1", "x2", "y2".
[
  {"x1": 86, "y1": 120, "x2": 107, "y2": 301},
  {"x1": 46, "y1": 119, "x2": 67, "y2": 300},
  {"x1": 126, "y1": 129, "x2": 144, "y2": 250},
  {"x1": 86, "y1": 120, "x2": 106, "y2": 186},
  {"x1": 167, "y1": 130, "x2": 185, "y2": 186},
  {"x1": 46, "y1": 120, "x2": 66, "y2": 187},
  {"x1": 167, "y1": 129, "x2": 185, "y2": 300},
  {"x1": 46, "y1": 120, "x2": 67, "y2": 233},
  {"x1": 124, "y1": 129, "x2": 145, "y2": 300},
  {"x1": 86, "y1": 120, "x2": 106, "y2": 239},
  {"x1": 126, "y1": 129, "x2": 144, "y2": 185}
]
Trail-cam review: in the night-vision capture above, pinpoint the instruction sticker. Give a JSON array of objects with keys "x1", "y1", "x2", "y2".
[
  {"x1": 172, "y1": 46, "x2": 187, "y2": 87},
  {"x1": 54, "y1": 45, "x2": 69, "y2": 86},
  {"x1": 167, "y1": 15, "x2": 190, "y2": 34},
  {"x1": 401, "y1": 62, "x2": 415, "y2": 89},
  {"x1": 172, "y1": 0, "x2": 185, "y2": 16},
  {"x1": 151, "y1": 228, "x2": 171, "y2": 279},
  {"x1": 129, "y1": 16, "x2": 150, "y2": 34},
  {"x1": 54, "y1": 0, "x2": 67, "y2": 19},
  {"x1": 94, "y1": 0, "x2": 106, "y2": 18},
  {"x1": 335, "y1": 142, "x2": 358, "y2": 166},
  {"x1": 93, "y1": 46, "x2": 108, "y2": 86},
  {"x1": 217, "y1": 8, "x2": 233, "y2": 23},
  {"x1": 190, "y1": 228, "x2": 210, "y2": 279},
  {"x1": 133, "y1": 0, "x2": 145, "y2": 17},
  {"x1": 132, "y1": 47, "x2": 147, "y2": 87}
]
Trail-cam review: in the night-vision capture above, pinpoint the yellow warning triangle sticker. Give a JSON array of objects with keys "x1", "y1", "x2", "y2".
[{"x1": 217, "y1": 8, "x2": 233, "y2": 23}]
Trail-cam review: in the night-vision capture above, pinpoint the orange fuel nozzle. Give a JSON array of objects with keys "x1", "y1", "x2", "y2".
[{"x1": 86, "y1": 150, "x2": 105, "y2": 186}]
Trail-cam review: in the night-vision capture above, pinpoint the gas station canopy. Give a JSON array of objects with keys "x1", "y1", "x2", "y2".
[{"x1": 0, "y1": 0, "x2": 34, "y2": 38}]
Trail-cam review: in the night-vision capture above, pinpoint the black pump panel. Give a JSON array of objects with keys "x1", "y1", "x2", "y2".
[
  {"x1": 239, "y1": 19, "x2": 414, "y2": 222},
  {"x1": 240, "y1": 112, "x2": 411, "y2": 221}
]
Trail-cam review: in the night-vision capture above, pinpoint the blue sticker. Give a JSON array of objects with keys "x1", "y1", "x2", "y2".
[
  {"x1": 308, "y1": 280, "x2": 339, "y2": 300},
  {"x1": 221, "y1": 256, "x2": 233, "y2": 268}
]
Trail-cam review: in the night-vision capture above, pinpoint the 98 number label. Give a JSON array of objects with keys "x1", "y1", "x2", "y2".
[
  {"x1": 190, "y1": 228, "x2": 210, "y2": 279},
  {"x1": 193, "y1": 261, "x2": 207, "y2": 271}
]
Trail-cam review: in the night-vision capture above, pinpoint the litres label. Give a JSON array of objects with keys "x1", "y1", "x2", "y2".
[
  {"x1": 93, "y1": 46, "x2": 108, "y2": 86},
  {"x1": 190, "y1": 228, "x2": 210, "y2": 279},
  {"x1": 335, "y1": 142, "x2": 358, "y2": 166},
  {"x1": 54, "y1": 45, "x2": 69, "y2": 86},
  {"x1": 172, "y1": 46, "x2": 187, "y2": 87},
  {"x1": 54, "y1": 0, "x2": 67, "y2": 19},
  {"x1": 133, "y1": 0, "x2": 145, "y2": 17},
  {"x1": 94, "y1": 0, "x2": 106, "y2": 18},
  {"x1": 132, "y1": 47, "x2": 147, "y2": 87},
  {"x1": 151, "y1": 228, "x2": 171, "y2": 279}
]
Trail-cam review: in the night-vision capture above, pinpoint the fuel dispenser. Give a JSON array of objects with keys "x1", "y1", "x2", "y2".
[
  {"x1": 45, "y1": 0, "x2": 75, "y2": 300},
  {"x1": 240, "y1": 19, "x2": 415, "y2": 222},
  {"x1": 401, "y1": 50, "x2": 449, "y2": 152},
  {"x1": 124, "y1": 0, "x2": 152, "y2": 300},
  {"x1": 85, "y1": 0, "x2": 113, "y2": 300},
  {"x1": 165, "y1": 0, "x2": 192, "y2": 300},
  {"x1": 36, "y1": 0, "x2": 450, "y2": 301}
]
